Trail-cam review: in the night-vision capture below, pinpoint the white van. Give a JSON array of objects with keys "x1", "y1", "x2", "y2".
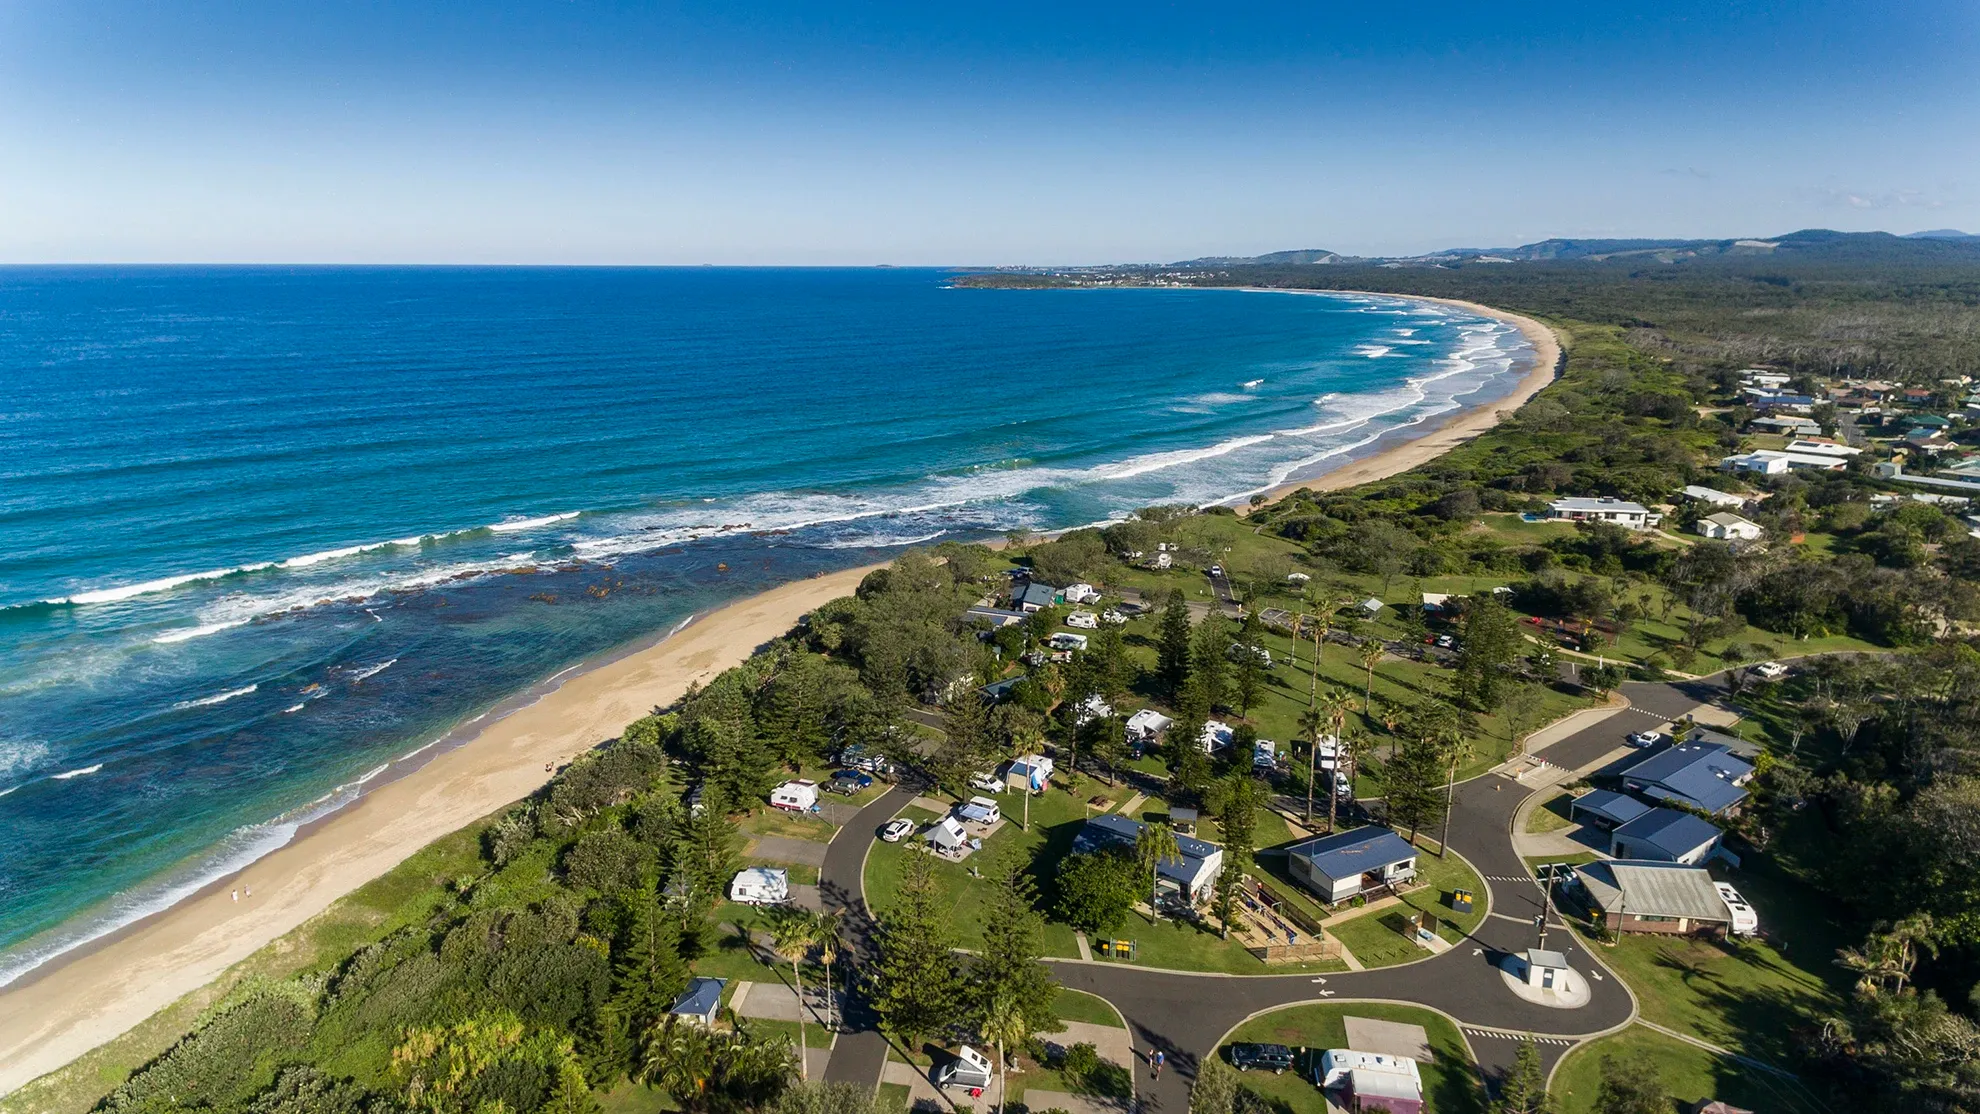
[
  {"x1": 935, "y1": 1046, "x2": 995, "y2": 1090},
  {"x1": 1716, "y1": 881, "x2": 1760, "y2": 936},
  {"x1": 769, "y1": 780, "x2": 819, "y2": 812}
]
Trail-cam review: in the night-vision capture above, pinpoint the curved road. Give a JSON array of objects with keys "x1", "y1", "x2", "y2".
[{"x1": 817, "y1": 676, "x2": 1732, "y2": 1110}]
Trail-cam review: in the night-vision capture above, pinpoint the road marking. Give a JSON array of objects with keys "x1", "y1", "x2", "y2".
[
  {"x1": 1309, "y1": 977, "x2": 1328, "y2": 984},
  {"x1": 1472, "y1": 947, "x2": 1484, "y2": 956},
  {"x1": 1462, "y1": 1028, "x2": 1574, "y2": 1047},
  {"x1": 1590, "y1": 971, "x2": 1603, "y2": 980},
  {"x1": 1316, "y1": 989, "x2": 1336, "y2": 997}
]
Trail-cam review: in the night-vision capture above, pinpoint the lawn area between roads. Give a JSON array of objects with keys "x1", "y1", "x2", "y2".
[
  {"x1": 1320, "y1": 847, "x2": 1487, "y2": 968},
  {"x1": 1549, "y1": 1024, "x2": 1831, "y2": 1114},
  {"x1": 1221, "y1": 1003, "x2": 1482, "y2": 1114}
]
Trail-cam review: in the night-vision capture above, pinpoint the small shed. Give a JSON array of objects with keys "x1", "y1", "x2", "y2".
[
  {"x1": 670, "y1": 977, "x2": 727, "y2": 1026},
  {"x1": 1358, "y1": 597, "x2": 1385, "y2": 617},
  {"x1": 1523, "y1": 949, "x2": 1570, "y2": 990}
]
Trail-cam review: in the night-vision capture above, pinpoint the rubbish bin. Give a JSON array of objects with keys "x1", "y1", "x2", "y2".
[{"x1": 1452, "y1": 888, "x2": 1474, "y2": 914}]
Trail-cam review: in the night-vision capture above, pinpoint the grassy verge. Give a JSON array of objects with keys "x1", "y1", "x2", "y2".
[
  {"x1": 1549, "y1": 1025, "x2": 1829, "y2": 1114},
  {"x1": 1055, "y1": 988, "x2": 1127, "y2": 1028},
  {"x1": 1525, "y1": 791, "x2": 1575, "y2": 834},
  {"x1": 1222, "y1": 1003, "x2": 1481, "y2": 1114},
  {"x1": 1323, "y1": 847, "x2": 1487, "y2": 967}
]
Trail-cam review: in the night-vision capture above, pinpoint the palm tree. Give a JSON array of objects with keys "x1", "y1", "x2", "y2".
[
  {"x1": 1134, "y1": 822, "x2": 1182, "y2": 920},
  {"x1": 1434, "y1": 725, "x2": 1472, "y2": 859},
  {"x1": 1359, "y1": 638, "x2": 1385, "y2": 714},
  {"x1": 978, "y1": 989, "x2": 1031, "y2": 1114},
  {"x1": 768, "y1": 907, "x2": 820, "y2": 1079},
  {"x1": 639, "y1": 1017, "x2": 717, "y2": 1108},
  {"x1": 813, "y1": 908, "x2": 844, "y2": 1032},
  {"x1": 1296, "y1": 704, "x2": 1327, "y2": 824},
  {"x1": 1320, "y1": 688, "x2": 1354, "y2": 834}
]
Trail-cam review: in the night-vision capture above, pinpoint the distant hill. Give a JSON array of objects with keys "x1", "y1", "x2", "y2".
[{"x1": 1172, "y1": 229, "x2": 1980, "y2": 268}]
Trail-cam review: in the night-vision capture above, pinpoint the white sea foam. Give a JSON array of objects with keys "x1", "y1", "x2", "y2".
[
  {"x1": 1189, "y1": 392, "x2": 1254, "y2": 405},
  {"x1": 152, "y1": 618, "x2": 251, "y2": 644},
  {"x1": 1242, "y1": 378, "x2": 1264, "y2": 388},
  {"x1": 0, "y1": 738, "x2": 49, "y2": 780},
  {"x1": 489, "y1": 511, "x2": 580, "y2": 533},
  {"x1": 348, "y1": 659, "x2": 396, "y2": 682},
  {"x1": 1355, "y1": 345, "x2": 1394, "y2": 358},
  {"x1": 0, "y1": 786, "x2": 16, "y2": 799},
  {"x1": 283, "y1": 703, "x2": 307, "y2": 713},
  {"x1": 355, "y1": 763, "x2": 390, "y2": 785},
  {"x1": 817, "y1": 529, "x2": 948, "y2": 549},
  {"x1": 51, "y1": 764, "x2": 103, "y2": 780},
  {"x1": 171, "y1": 684, "x2": 257, "y2": 710},
  {"x1": 42, "y1": 563, "x2": 278, "y2": 607}
]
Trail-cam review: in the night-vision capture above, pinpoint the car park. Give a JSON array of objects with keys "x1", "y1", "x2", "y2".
[
  {"x1": 880, "y1": 818, "x2": 914, "y2": 843},
  {"x1": 1228, "y1": 1042, "x2": 1296, "y2": 1073}
]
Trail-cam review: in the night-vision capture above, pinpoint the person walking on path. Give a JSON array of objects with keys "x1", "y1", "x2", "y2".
[{"x1": 1151, "y1": 1050, "x2": 1164, "y2": 1080}]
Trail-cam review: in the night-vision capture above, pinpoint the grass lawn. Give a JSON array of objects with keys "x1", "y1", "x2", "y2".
[
  {"x1": 597, "y1": 1080, "x2": 678, "y2": 1113},
  {"x1": 1549, "y1": 1025, "x2": 1830, "y2": 1114},
  {"x1": 1222, "y1": 1003, "x2": 1482, "y2": 1114},
  {"x1": 1325, "y1": 846, "x2": 1488, "y2": 967},
  {"x1": 738, "y1": 1017, "x2": 836, "y2": 1052},
  {"x1": 1328, "y1": 909, "x2": 1433, "y2": 968},
  {"x1": 1525, "y1": 791, "x2": 1575, "y2": 834},
  {"x1": 1093, "y1": 911, "x2": 1348, "y2": 975},
  {"x1": 876, "y1": 1082, "x2": 912, "y2": 1114},
  {"x1": 1056, "y1": 988, "x2": 1127, "y2": 1028},
  {"x1": 740, "y1": 808, "x2": 837, "y2": 842}
]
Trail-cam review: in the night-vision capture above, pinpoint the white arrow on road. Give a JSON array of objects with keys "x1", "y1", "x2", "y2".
[
  {"x1": 1316, "y1": 990, "x2": 1336, "y2": 997},
  {"x1": 1310, "y1": 977, "x2": 1328, "y2": 984},
  {"x1": 1591, "y1": 971, "x2": 1604, "y2": 980},
  {"x1": 1472, "y1": 947, "x2": 1484, "y2": 956}
]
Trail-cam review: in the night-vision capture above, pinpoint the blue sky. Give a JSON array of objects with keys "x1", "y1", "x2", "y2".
[{"x1": 2, "y1": 1, "x2": 1976, "y2": 263}]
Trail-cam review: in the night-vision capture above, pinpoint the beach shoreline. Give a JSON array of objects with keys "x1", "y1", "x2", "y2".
[
  {"x1": 1232, "y1": 290, "x2": 1564, "y2": 511},
  {"x1": 0, "y1": 564, "x2": 880, "y2": 1096},
  {"x1": 0, "y1": 289, "x2": 1564, "y2": 1099}
]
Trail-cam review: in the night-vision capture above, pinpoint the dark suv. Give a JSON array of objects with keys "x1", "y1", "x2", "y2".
[{"x1": 1228, "y1": 1042, "x2": 1296, "y2": 1073}]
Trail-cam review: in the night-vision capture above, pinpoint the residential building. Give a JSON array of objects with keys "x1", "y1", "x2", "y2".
[
  {"x1": 1284, "y1": 826, "x2": 1419, "y2": 904},
  {"x1": 1573, "y1": 860, "x2": 1735, "y2": 937},
  {"x1": 1568, "y1": 789, "x2": 1652, "y2": 831},
  {"x1": 964, "y1": 605, "x2": 1027, "y2": 628},
  {"x1": 1014, "y1": 581, "x2": 1062, "y2": 612},
  {"x1": 1679, "y1": 485, "x2": 1746, "y2": 509},
  {"x1": 1720, "y1": 449, "x2": 1846, "y2": 474},
  {"x1": 1072, "y1": 813, "x2": 1224, "y2": 902},
  {"x1": 1546, "y1": 497, "x2": 1662, "y2": 530},
  {"x1": 1695, "y1": 512, "x2": 1763, "y2": 541},
  {"x1": 1746, "y1": 415, "x2": 1820, "y2": 436},
  {"x1": 1609, "y1": 808, "x2": 1724, "y2": 865},
  {"x1": 669, "y1": 977, "x2": 727, "y2": 1026},
  {"x1": 1782, "y1": 438, "x2": 1860, "y2": 458},
  {"x1": 1619, "y1": 742, "x2": 1754, "y2": 817}
]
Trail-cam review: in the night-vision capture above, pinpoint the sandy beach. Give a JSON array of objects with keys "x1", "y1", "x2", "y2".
[
  {"x1": 1236, "y1": 291, "x2": 1563, "y2": 511},
  {"x1": 0, "y1": 291, "x2": 1562, "y2": 1099},
  {"x1": 0, "y1": 564, "x2": 878, "y2": 1096}
]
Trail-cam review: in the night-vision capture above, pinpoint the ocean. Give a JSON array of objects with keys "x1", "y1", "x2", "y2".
[{"x1": 0, "y1": 266, "x2": 1531, "y2": 984}]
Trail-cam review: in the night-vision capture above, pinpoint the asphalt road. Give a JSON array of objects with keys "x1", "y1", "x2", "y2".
[
  {"x1": 818, "y1": 675, "x2": 1738, "y2": 1108},
  {"x1": 818, "y1": 785, "x2": 918, "y2": 1089}
]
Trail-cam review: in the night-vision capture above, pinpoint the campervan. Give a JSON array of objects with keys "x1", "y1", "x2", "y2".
[{"x1": 935, "y1": 1046, "x2": 995, "y2": 1090}]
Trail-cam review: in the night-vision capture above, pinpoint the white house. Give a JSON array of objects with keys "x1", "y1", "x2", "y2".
[
  {"x1": 1072, "y1": 814, "x2": 1225, "y2": 903},
  {"x1": 1783, "y1": 438, "x2": 1861, "y2": 458},
  {"x1": 769, "y1": 780, "x2": 819, "y2": 812},
  {"x1": 1547, "y1": 497, "x2": 1662, "y2": 530},
  {"x1": 1721, "y1": 452, "x2": 1790, "y2": 475},
  {"x1": 1680, "y1": 485, "x2": 1746, "y2": 509},
  {"x1": 1695, "y1": 512, "x2": 1763, "y2": 541}
]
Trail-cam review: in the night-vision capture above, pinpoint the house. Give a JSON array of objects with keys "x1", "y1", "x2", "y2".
[
  {"x1": 770, "y1": 780, "x2": 820, "y2": 812},
  {"x1": 1609, "y1": 808, "x2": 1724, "y2": 865},
  {"x1": 1720, "y1": 451, "x2": 1790, "y2": 476},
  {"x1": 965, "y1": 605, "x2": 1027, "y2": 629},
  {"x1": 1072, "y1": 814, "x2": 1224, "y2": 903},
  {"x1": 1739, "y1": 371, "x2": 1793, "y2": 389},
  {"x1": 1573, "y1": 860, "x2": 1734, "y2": 937},
  {"x1": 1686, "y1": 726, "x2": 1764, "y2": 760},
  {"x1": 669, "y1": 977, "x2": 727, "y2": 1026},
  {"x1": 1285, "y1": 826, "x2": 1418, "y2": 904},
  {"x1": 1568, "y1": 789, "x2": 1652, "y2": 831},
  {"x1": 1620, "y1": 742, "x2": 1754, "y2": 816},
  {"x1": 1695, "y1": 512, "x2": 1763, "y2": 541},
  {"x1": 1911, "y1": 413, "x2": 1953, "y2": 430},
  {"x1": 1014, "y1": 582, "x2": 1062, "y2": 612},
  {"x1": 1904, "y1": 387, "x2": 1936, "y2": 405},
  {"x1": 1125, "y1": 708, "x2": 1174, "y2": 741},
  {"x1": 1317, "y1": 1050, "x2": 1423, "y2": 1114},
  {"x1": 1746, "y1": 415, "x2": 1820, "y2": 436},
  {"x1": 729, "y1": 867, "x2": 790, "y2": 906},
  {"x1": 1679, "y1": 485, "x2": 1746, "y2": 509},
  {"x1": 1783, "y1": 438, "x2": 1861, "y2": 458},
  {"x1": 1546, "y1": 497, "x2": 1662, "y2": 530},
  {"x1": 1752, "y1": 393, "x2": 1816, "y2": 413},
  {"x1": 980, "y1": 674, "x2": 1027, "y2": 702}
]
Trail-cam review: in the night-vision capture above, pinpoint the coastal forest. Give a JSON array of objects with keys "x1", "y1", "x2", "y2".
[{"x1": 17, "y1": 255, "x2": 1980, "y2": 1114}]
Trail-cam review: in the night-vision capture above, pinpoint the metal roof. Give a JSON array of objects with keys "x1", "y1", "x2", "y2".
[
  {"x1": 671, "y1": 977, "x2": 727, "y2": 1018},
  {"x1": 1577, "y1": 860, "x2": 1730, "y2": 922},
  {"x1": 1611, "y1": 808, "x2": 1722, "y2": 859},
  {"x1": 1570, "y1": 789, "x2": 1651, "y2": 827},
  {"x1": 1550, "y1": 497, "x2": 1651, "y2": 514},
  {"x1": 1073, "y1": 814, "x2": 1222, "y2": 884},
  {"x1": 1621, "y1": 742, "x2": 1753, "y2": 815},
  {"x1": 1286, "y1": 826, "x2": 1417, "y2": 883}
]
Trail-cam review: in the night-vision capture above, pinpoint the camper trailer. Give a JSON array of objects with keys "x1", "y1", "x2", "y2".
[
  {"x1": 769, "y1": 780, "x2": 820, "y2": 812},
  {"x1": 728, "y1": 867, "x2": 789, "y2": 906}
]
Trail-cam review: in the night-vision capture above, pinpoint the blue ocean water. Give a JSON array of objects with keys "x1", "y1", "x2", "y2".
[{"x1": 0, "y1": 266, "x2": 1531, "y2": 982}]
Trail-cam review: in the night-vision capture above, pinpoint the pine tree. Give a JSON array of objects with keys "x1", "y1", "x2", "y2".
[
  {"x1": 1494, "y1": 1036, "x2": 1552, "y2": 1114},
  {"x1": 872, "y1": 849, "x2": 960, "y2": 1048},
  {"x1": 613, "y1": 887, "x2": 688, "y2": 1044},
  {"x1": 1384, "y1": 735, "x2": 1446, "y2": 846},
  {"x1": 1231, "y1": 612, "x2": 1266, "y2": 718},
  {"x1": 1190, "y1": 616, "x2": 1229, "y2": 713},
  {"x1": 1158, "y1": 591, "x2": 1194, "y2": 701},
  {"x1": 971, "y1": 858, "x2": 1063, "y2": 1058}
]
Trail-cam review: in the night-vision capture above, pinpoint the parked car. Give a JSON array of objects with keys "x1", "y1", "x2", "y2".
[
  {"x1": 880, "y1": 818, "x2": 914, "y2": 843},
  {"x1": 970, "y1": 770, "x2": 1005, "y2": 794},
  {"x1": 1753, "y1": 660, "x2": 1790, "y2": 681},
  {"x1": 1208, "y1": 564, "x2": 1224, "y2": 577},
  {"x1": 1334, "y1": 771, "x2": 1353, "y2": 799},
  {"x1": 1715, "y1": 881, "x2": 1760, "y2": 936},
  {"x1": 1625, "y1": 731, "x2": 1666, "y2": 748},
  {"x1": 826, "y1": 770, "x2": 873, "y2": 794},
  {"x1": 1228, "y1": 1043, "x2": 1296, "y2": 1073},
  {"x1": 934, "y1": 1046, "x2": 994, "y2": 1090}
]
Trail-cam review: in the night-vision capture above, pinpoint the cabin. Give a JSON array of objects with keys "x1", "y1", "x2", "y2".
[
  {"x1": 1546, "y1": 497, "x2": 1661, "y2": 530},
  {"x1": 669, "y1": 977, "x2": 727, "y2": 1026},
  {"x1": 1573, "y1": 860, "x2": 1734, "y2": 938},
  {"x1": 1620, "y1": 742, "x2": 1754, "y2": 817},
  {"x1": 1072, "y1": 814, "x2": 1224, "y2": 903},
  {"x1": 1609, "y1": 808, "x2": 1724, "y2": 865},
  {"x1": 1679, "y1": 485, "x2": 1746, "y2": 509},
  {"x1": 1695, "y1": 512, "x2": 1763, "y2": 541},
  {"x1": 1285, "y1": 826, "x2": 1418, "y2": 904}
]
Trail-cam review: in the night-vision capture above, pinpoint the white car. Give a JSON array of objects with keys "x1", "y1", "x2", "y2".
[
  {"x1": 1626, "y1": 731, "x2": 1666, "y2": 748},
  {"x1": 1334, "y1": 771, "x2": 1353, "y2": 799},
  {"x1": 969, "y1": 770, "x2": 1005, "y2": 794},
  {"x1": 1100, "y1": 608, "x2": 1129, "y2": 626},
  {"x1": 1715, "y1": 881, "x2": 1760, "y2": 936},
  {"x1": 1209, "y1": 565, "x2": 1224, "y2": 577},
  {"x1": 1752, "y1": 661, "x2": 1790, "y2": 681},
  {"x1": 880, "y1": 818, "x2": 914, "y2": 843}
]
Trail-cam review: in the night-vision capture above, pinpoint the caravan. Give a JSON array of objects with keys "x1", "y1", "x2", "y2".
[
  {"x1": 728, "y1": 867, "x2": 790, "y2": 906},
  {"x1": 769, "y1": 780, "x2": 820, "y2": 812}
]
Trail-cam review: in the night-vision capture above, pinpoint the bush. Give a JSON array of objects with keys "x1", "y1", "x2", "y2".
[
  {"x1": 561, "y1": 828, "x2": 651, "y2": 894},
  {"x1": 1061, "y1": 1041, "x2": 1100, "y2": 1079},
  {"x1": 100, "y1": 984, "x2": 317, "y2": 1113}
]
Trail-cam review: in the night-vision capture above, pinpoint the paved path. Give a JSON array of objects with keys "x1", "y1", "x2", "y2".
[
  {"x1": 817, "y1": 675, "x2": 1748, "y2": 1108},
  {"x1": 749, "y1": 835, "x2": 830, "y2": 868}
]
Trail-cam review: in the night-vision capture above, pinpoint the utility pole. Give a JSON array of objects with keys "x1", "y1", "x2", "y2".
[{"x1": 1535, "y1": 866, "x2": 1556, "y2": 950}]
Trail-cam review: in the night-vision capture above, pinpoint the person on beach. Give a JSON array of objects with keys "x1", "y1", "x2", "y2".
[{"x1": 230, "y1": 889, "x2": 238, "y2": 903}]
